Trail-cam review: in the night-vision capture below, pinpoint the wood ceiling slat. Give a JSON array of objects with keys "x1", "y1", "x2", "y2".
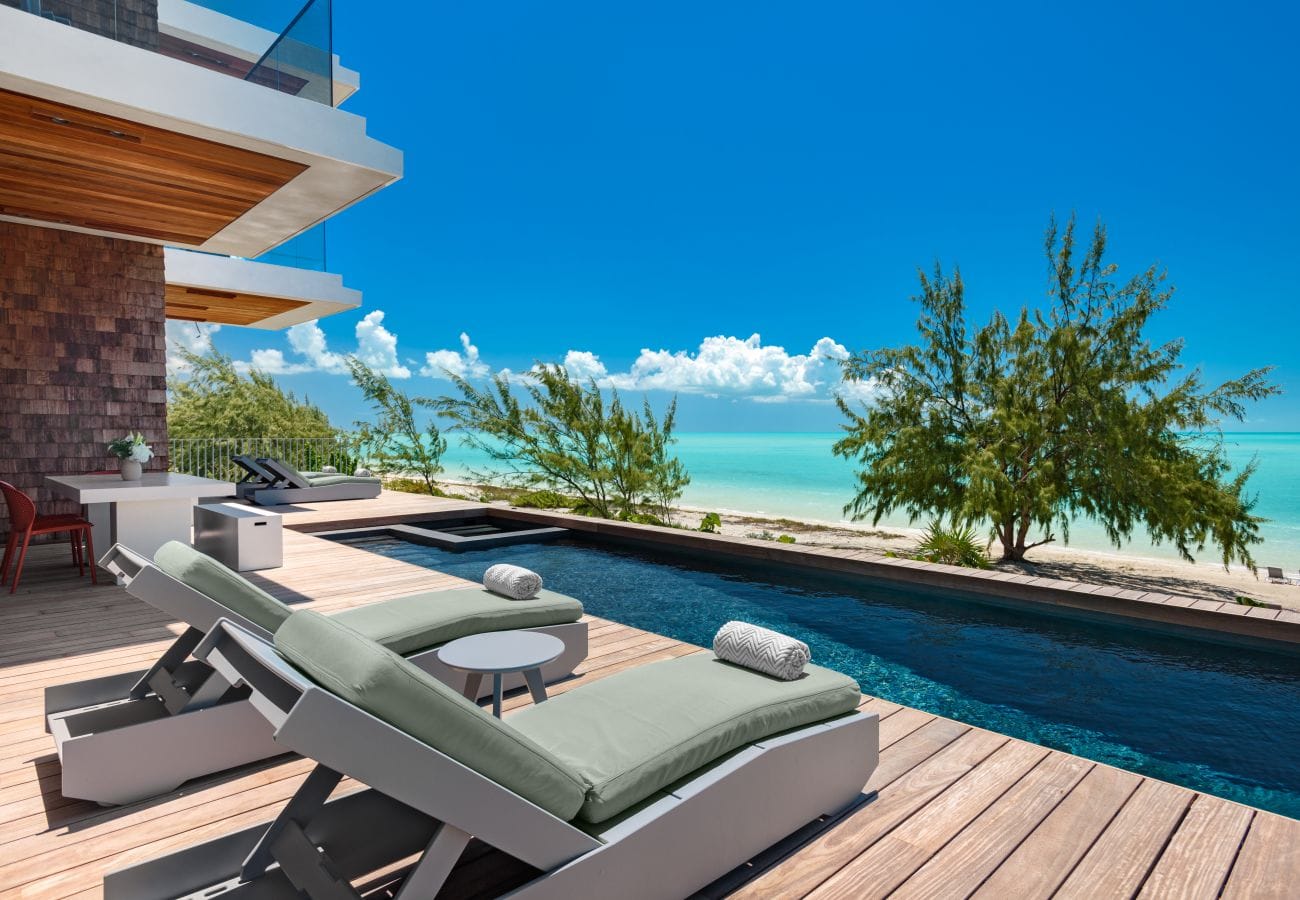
[
  {"x1": 0, "y1": 88, "x2": 308, "y2": 244},
  {"x1": 164, "y1": 284, "x2": 310, "y2": 326}
]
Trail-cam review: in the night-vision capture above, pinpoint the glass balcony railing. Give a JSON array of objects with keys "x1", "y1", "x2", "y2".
[
  {"x1": 255, "y1": 222, "x2": 328, "y2": 271},
  {"x1": 4, "y1": 0, "x2": 335, "y2": 105}
]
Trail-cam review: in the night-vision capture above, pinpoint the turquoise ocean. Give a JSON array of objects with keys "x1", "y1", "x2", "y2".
[{"x1": 439, "y1": 433, "x2": 1300, "y2": 566}]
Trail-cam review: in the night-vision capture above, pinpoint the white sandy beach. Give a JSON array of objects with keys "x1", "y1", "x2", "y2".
[
  {"x1": 667, "y1": 506, "x2": 1300, "y2": 612},
  {"x1": 429, "y1": 479, "x2": 1300, "y2": 612}
]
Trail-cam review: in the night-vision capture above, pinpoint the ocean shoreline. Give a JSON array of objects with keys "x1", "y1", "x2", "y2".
[{"x1": 425, "y1": 477, "x2": 1300, "y2": 613}]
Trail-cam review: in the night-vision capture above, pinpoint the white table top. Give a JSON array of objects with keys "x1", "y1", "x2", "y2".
[
  {"x1": 437, "y1": 631, "x2": 566, "y2": 674},
  {"x1": 44, "y1": 473, "x2": 237, "y2": 503}
]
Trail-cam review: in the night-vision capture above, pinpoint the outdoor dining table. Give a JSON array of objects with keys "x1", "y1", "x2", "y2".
[{"x1": 43, "y1": 473, "x2": 236, "y2": 571}]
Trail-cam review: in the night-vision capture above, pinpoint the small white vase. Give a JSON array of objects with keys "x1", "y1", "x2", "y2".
[{"x1": 119, "y1": 458, "x2": 143, "y2": 481}]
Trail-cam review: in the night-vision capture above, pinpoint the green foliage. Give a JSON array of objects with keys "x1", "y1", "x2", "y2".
[
  {"x1": 168, "y1": 348, "x2": 336, "y2": 439},
  {"x1": 515, "y1": 489, "x2": 569, "y2": 509},
  {"x1": 347, "y1": 357, "x2": 447, "y2": 496},
  {"x1": 745, "y1": 530, "x2": 776, "y2": 541},
  {"x1": 1235, "y1": 595, "x2": 1269, "y2": 607},
  {"x1": 435, "y1": 364, "x2": 690, "y2": 520},
  {"x1": 384, "y1": 477, "x2": 448, "y2": 498},
  {"x1": 622, "y1": 512, "x2": 667, "y2": 526},
  {"x1": 699, "y1": 512, "x2": 723, "y2": 533},
  {"x1": 834, "y1": 215, "x2": 1279, "y2": 569},
  {"x1": 776, "y1": 534, "x2": 797, "y2": 544},
  {"x1": 914, "y1": 520, "x2": 990, "y2": 568}
]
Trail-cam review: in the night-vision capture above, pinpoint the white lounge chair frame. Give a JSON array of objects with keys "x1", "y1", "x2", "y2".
[
  {"x1": 247, "y1": 457, "x2": 381, "y2": 505},
  {"x1": 231, "y1": 455, "x2": 282, "y2": 500},
  {"x1": 44, "y1": 544, "x2": 588, "y2": 805},
  {"x1": 105, "y1": 620, "x2": 879, "y2": 900}
]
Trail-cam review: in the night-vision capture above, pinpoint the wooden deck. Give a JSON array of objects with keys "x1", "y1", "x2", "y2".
[{"x1": 1, "y1": 497, "x2": 1297, "y2": 898}]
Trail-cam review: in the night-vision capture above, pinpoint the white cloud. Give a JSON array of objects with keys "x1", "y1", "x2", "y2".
[
  {"x1": 165, "y1": 321, "x2": 221, "y2": 375},
  {"x1": 420, "y1": 332, "x2": 490, "y2": 380},
  {"x1": 561, "y1": 334, "x2": 853, "y2": 402},
  {"x1": 239, "y1": 310, "x2": 410, "y2": 378},
  {"x1": 561, "y1": 350, "x2": 608, "y2": 382}
]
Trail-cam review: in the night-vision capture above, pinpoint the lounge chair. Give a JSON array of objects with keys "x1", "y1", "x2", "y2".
[
  {"x1": 247, "y1": 457, "x2": 381, "y2": 505},
  {"x1": 231, "y1": 454, "x2": 282, "y2": 499},
  {"x1": 44, "y1": 542, "x2": 588, "y2": 805},
  {"x1": 1267, "y1": 566, "x2": 1290, "y2": 585},
  {"x1": 105, "y1": 612, "x2": 878, "y2": 900}
]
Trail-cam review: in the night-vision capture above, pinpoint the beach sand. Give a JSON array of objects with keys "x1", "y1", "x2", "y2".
[
  {"x1": 428, "y1": 479, "x2": 1300, "y2": 613},
  {"x1": 671, "y1": 507, "x2": 1300, "y2": 613}
]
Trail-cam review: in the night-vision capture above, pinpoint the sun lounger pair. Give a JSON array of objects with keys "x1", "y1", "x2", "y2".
[
  {"x1": 232, "y1": 455, "x2": 382, "y2": 505},
  {"x1": 105, "y1": 610, "x2": 879, "y2": 899},
  {"x1": 45, "y1": 541, "x2": 588, "y2": 805}
]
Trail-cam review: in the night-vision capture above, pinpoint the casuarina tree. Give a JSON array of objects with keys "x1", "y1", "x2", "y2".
[{"x1": 834, "y1": 216, "x2": 1279, "y2": 567}]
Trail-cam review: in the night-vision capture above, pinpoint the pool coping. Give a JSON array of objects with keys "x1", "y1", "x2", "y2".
[{"x1": 293, "y1": 503, "x2": 1300, "y2": 648}]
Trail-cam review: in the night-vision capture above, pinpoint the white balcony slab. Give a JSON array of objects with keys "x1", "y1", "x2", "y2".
[
  {"x1": 164, "y1": 249, "x2": 361, "y2": 328},
  {"x1": 0, "y1": 7, "x2": 401, "y2": 258}
]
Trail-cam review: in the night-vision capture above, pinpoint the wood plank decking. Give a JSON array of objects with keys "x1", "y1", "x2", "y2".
[{"x1": 0, "y1": 495, "x2": 1297, "y2": 898}]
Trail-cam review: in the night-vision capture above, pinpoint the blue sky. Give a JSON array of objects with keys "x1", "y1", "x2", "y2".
[{"x1": 176, "y1": 0, "x2": 1300, "y2": 432}]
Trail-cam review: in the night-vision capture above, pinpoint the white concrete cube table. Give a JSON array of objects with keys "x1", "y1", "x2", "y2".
[
  {"x1": 194, "y1": 503, "x2": 283, "y2": 571},
  {"x1": 44, "y1": 473, "x2": 236, "y2": 569}
]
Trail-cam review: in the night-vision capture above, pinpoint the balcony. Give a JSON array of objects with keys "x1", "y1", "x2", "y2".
[
  {"x1": 1, "y1": 0, "x2": 356, "y2": 106},
  {"x1": 0, "y1": 0, "x2": 401, "y2": 257}
]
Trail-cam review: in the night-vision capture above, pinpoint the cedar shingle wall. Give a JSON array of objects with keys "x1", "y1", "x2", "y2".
[{"x1": 0, "y1": 222, "x2": 168, "y2": 516}]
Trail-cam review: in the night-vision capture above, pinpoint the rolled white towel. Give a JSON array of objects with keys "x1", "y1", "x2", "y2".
[
  {"x1": 484, "y1": 563, "x2": 543, "y2": 600},
  {"x1": 713, "y1": 621, "x2": 810, "y2": 680},
  {"x1": 320, "y1": 465, "x2": 338, "y2": 474},
  {"x1": 354, "y1": 467, "x2": 372, "y2": 477}
]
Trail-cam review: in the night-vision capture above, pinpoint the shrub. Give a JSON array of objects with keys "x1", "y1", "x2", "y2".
[
  {"x1": 699, "y1": 512, "x2": 722, "y2": 534},
  {"x1": 515, "y1": 489, "x2": 568, "y2": 509},
  {"x1": 1235, "y1": 595, "x2": 1269, "y2": 607},
  {"x1": 776, "y1": 534, "x2": 797, "y2": 544},
  {"x1": 914, "y1": 520, "x2": 990, "y2": 568},
  {"x1": 746, "y1": 530, "x2": 776, "y2": 541},
  {"x1": 623, "y1": 512, "x2": 667, "y2": 527}
]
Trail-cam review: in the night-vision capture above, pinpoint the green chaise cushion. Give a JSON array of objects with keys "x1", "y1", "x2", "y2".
[
  {"x1": 510, "y1": 653, "x2": 862, "y2": 824},
  {"x1": 153, "y1": 541, "x2": 289, "y2": 634},
  {"x1": 331, "y1": 587, "x2": 583, "y2": 656},
  {"x1": 274, "y1": 610, "x2": 588, "y2": 821},
  {"x1": 303, "y1": 474, "x2": 383, "y2": 487}
]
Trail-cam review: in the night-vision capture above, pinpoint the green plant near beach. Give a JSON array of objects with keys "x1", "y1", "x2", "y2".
[
  {"x1": 515, "y1": 489, "x2": 570, "y2": 509},
  {"x1": 347, "y1": 358, "x2": 448, "y2": 496},
  {"x1": 435, "y1": 364, "x2": 689, "y2": 521},
  {"x1": 169, "y1": 348, "x2": 338, "y2": 440},
  {"x1": 914, "y1": 520, "x2": 990, "y2": 568},
  {"x1": 835, "y1": 215, "x2": 1280, "y2": 569},
  {"x1": 1235, "y1": 596, "x2": 1269, "y2": 607},
  {"x1": 698, "y1": 512, "x2": 722, "y2": 533},
  {"x1": 167, "y1": 348, "x2": 354, "y2": 476},
  {"x1": 777, "y1": 534, "x2": 797, "y2": 544}
]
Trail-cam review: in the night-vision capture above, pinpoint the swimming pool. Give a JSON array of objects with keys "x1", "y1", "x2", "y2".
[{"x1": 338, "y1": 534, "x2": 1300, "y2": 819}]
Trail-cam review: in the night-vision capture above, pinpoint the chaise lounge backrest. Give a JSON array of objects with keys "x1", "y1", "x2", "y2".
[
  {"x1": 153, "y1": 541, "x2": 290, "y2": 635},
  {"x1": 274, "y1": 610, "x2": 588, "y2": 820},
  {"x1": 256, "y1": 458, "x2": 313, "y2": 489}
]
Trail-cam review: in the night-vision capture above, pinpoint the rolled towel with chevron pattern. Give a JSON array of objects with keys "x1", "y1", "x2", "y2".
[
  {"x1": 484, "y1": 563, "x2": 543, "y2": 600},
  {"x1": 713, "y1": 621, "x2": 810, "y2": 680}
]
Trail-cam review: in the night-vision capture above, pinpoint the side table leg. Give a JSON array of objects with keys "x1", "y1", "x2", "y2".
[
  {"x1": 461, "y1": 672, "x2": 484, "y2": 702},
  {"x1": 492, "y1": 673, "x2": 503, "y2": 718},
  {"x1": 523, "y1": 668, "x2": 548, "y2": 704}
]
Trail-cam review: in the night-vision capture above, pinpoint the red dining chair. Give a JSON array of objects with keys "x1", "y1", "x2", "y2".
[{"x1": 0, "y1": 481, "x2": 97, "y2": 594}]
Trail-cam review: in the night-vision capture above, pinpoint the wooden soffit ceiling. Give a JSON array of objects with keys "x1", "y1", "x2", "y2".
[
  {"x1": 165, "y1": 284, "x2": 309, "y2": 326},
  {"x1": 0, "y1": 87, "x2": 308, "y2": 245}
]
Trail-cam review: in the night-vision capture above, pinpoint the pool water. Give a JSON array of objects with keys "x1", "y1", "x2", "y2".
[{"x1": 341, "y1": 535, "x2": 1300, "y2": 820}]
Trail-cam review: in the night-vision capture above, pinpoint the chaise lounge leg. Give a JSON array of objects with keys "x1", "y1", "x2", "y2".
[
  {"x1": 128, "y1": 627, "x2": 206, "y2": 703},
  {"x1": 393, "y1": 823, "x2": 471, "y2": 900},
  {"x1": 241, "y1": 764, "x2": 344, "y2": 880}
]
